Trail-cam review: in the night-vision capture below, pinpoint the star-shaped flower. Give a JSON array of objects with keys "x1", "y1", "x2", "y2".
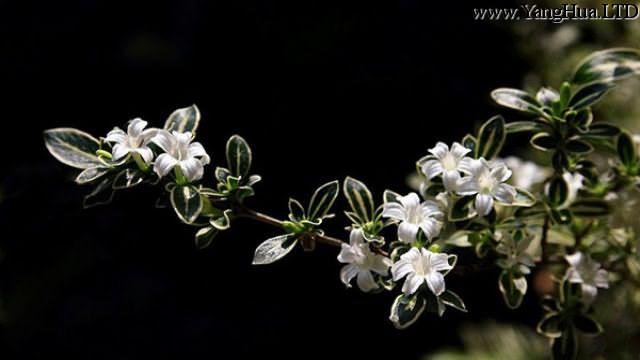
[
  {"x1": 456, "y1": 158, "x2": 516, "y2": 216},
  {"x1": 565, "y1": 252, "x2": 608, "y2": 303},
  {"x1": 337, "y1": 229, "x2": 392, "y2": 292},
  {"x1": 105, "y1": 118, "x2": 158, "y2": 163},
  {"x1": 391, "y1": 247, "x2": 453, "y2": 296},
  {"x1": 420, "y1": 142, "x2": 472, "y2": 191},
  {"x1": 151, "y1": 130, "x2": 210, "y2": 182},
  {"x1": 382, "y1": 193, "x2": 443, "y2": 243}
]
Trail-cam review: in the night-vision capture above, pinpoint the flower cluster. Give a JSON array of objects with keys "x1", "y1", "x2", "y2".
[{"x1": 43, "y1": 48, "x2": 640, "y2": 360}]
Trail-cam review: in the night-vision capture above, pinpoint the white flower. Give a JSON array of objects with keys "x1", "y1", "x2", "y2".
[
  {"x1": 563, "y1": 171, "x2": 584, "y2": 206},
  {"x1": 337, "y1": 229, "x2": 392, "y2": 292},
  {"x1": 421, "y1": 142, "x2": 472, "y2": 191},
  {"x1": 151, "y1": 130, "x2": 210, "y2": 182},
  {"x1": 503, "y1": 156, "x2": 550, "y2": 191},
  {"x1": 495, "y1": 230, "x2": 535, "y2": 274},
  {"x1": 105, "y1": 118, "x2": 157, "y2": 163},
  {"x1": 382, "y1": 193, "x2": 443, "y2": 243},
  {"x1": 457, "y1": 158, "x2": 516, "y2": 216},
  {"x1": 391, "y1": 247, "x2": 453, "y2": 296},
  {"x1": 565, "y1": 252, "x2": 608, "y2": 303}
]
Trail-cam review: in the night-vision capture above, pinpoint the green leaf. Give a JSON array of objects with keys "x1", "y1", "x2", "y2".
[
  {"x1": 252, "y1": 234, "x2": 297, "y2": 265},
  {"x1": 530, "y1": 133, "x2": 557, "y2": 151},
  {"x1": 573, "y1": 314, "x2": 603, "y2": 335},
  {"x1": 511, "y1": 188, "x2": 536, "y2": 207},
  {"x1": 75, "y1": 166, "x2": 110, "y2": 184},
  {"x1": 491, "y1": 88, "x2": 543, "y2": 114},
  {"x1": 461, "y1": 134, "x2": 477, "y2": 156},
  {"x1": 215, "y1": 167, "x2": 231, "y2": 183},
  {"x1": 566, "y1": 109, "x2": 592, "y2": 130},
  {"x1": 449, "y1": 196, "x2": 476, "y2": 221},
  {"x1": 307, "y1": 180, "x2": 340, "y2": 221},
  {"x1": 551, "y1": 327, "x2": 578, "y2": 360},
  {"x1": 44, "y1": 128, "x2": 103, "y2": 169},
  {"x1": 170, "y1": 185, "x2": 203, "y2": 224},
  {"x1": 389, "y1": 293, "x2": 426, "y2": 329},
  {"x1": 209, "y1": 209, "x2": 232, "y2": 230},
  {"x1": 226, "y1": 135, "x2": 252, "y2": 178},
  {"x1": 498, "y1": 270, "x2": 526, "y2": 309},
  {"x1": 383, "y1": 189, "x2": 401, "y2": 204},
  {"x1": 343, "y1": 177, "x2": 375, "y2": 223},
  {"x1": 440, "y1": 290, "x2": 467, "y2": 313},
  {"x1": 585, "y1": 123, "x2": 620, "y2": 138},
  {"x1": 83, "y1": 176, "x2": 116, "y2": 208},
  {"x1": 568, "y1": 82, "x2": 615, "y2": 110},
  {"x1": 112, "y1": 168, "x2": 145, "y2": 190},
  {"x1": 505, "y1": 120, "x2": 547, "y2": 134},
  {"x1": 569, "y1": 199, "x2": 611, "y2": 217},
  {"x1": 164, "y1": 104, "x2": 200, "y2": 134},
  {"x1": 548, "y1": 176, "x2": 569, "y2": 207},
  {"x1": 550, "y1": 209, "x2": 572, "y2": 225},
  {"x1": 195, "y1": 226, "x2": 218, "y2": 250},
  {"x1": 537, "y1": 313, "x2": 563, "y2": 338},
  {"x1": 476, "y1": 115, "x2": 506, "y2": 159},
  {"x1": 565, "y1": 139, "x2": 593, "y2": 154},
  {"x1": 617, "y1": 132, "x2": 637, "y2": 168},
  {"x1": 572, "y1": 48, "x2": 640, "y2": 85}
]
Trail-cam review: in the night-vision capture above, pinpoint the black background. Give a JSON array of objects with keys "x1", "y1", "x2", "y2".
[{"x1": 0, "y1": 0, "x2": 545, "y2": 358}]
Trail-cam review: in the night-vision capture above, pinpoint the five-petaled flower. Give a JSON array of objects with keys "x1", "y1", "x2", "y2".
[
  {"x1": 565, "y1": 252, "x2": 609, "y2": 303},
  {"x1": 391, "y1": 247, "x2": 453, "y2": 296},
  {"x1": 337, "y1": 229, "x2": 392, "y2": 292},
  {"x1": 105, "y1": 118, "x2": 158, "y2": 163},
  {"x1": 456, "y1": 158, "x2": 516, "y2": 216},
  {"x1": 151, "y1": 130, "x2": 210, "y2": 182},
  {"x1": 421, "y1": 142, "x2": 472, "y2": 192},
  {"x1": 382, "y1": 193, "x2": 443, "y2": 243}
]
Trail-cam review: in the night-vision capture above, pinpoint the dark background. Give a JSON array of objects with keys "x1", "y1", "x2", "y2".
[{"x1": 0, "y1": 0, "x2": 545, "y2": 358}]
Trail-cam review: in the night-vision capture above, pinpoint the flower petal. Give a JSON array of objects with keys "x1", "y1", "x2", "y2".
[
  {"x1": 430, "y1": 252, "x2": 453, "y2": 272},
  {"x1": 382, "y1": 202, "x2": 406, "y2": 221},
  {"x1": 391, "y1": 259, "x2": 413, "y2": 281},
  {"x1": 475, "y1": 193, "x2": 494, "y2": 216},
  {"x1": 337, "y1": 243, "x2": 357, "y2": 263},
  {"x1": 371, "y1": 255, "x2": 392, "y2": 275},
  {"x1": 398, "y1": 193, "x2": 421, "y2": 209},
  {"x1": 490, "y1": 163, "x2": 512, "y2": 183},
  {"x1": 105, "y1": 128, "x2": 126, "y2": 143},
  {"x1": 153, "y1": 153, "x2": 178, "y2": 177},
  {"x1": 112, "y1": 143, "x2": 130, "y2": 160},
  {"x1": 442, "y1": 170, "x2": 460, "y2": 192},
  {"x1": 581, "y1": 283, "x2": 598, "y2": 303},
  {"x1": 188, "y1": 142, "x2": 210, "y2": 164},
  {"x1": 151, "y1": 130, "x2": 176, "y2": 153},
  {"x1": 428, "y1": 142, "x2": 449, "y2": 160},
  {"x1": 133, "y1": 147, "x2": 154, "y2": 164},
  {"x1": 421, "y1": 159, "x2": 444, "y2": 179},
  {"x1": 493, "y1": 183, "x2": 516, "y2": 204},
  {"x1": 349, "y1": 228, "x2": 365, "y2": 246},
  {"x1": 356, "y1": 271, "x2": 378, "y2": 292},
  {"x1": 128, "y1": 118, "x2": 148, "y2": 138},
  {"x1": 402, "y1": 273, "x2": 424, "y2": 295},
  {"x1": 179, "y1": 157, "x2": 204, "y2": 182},
  {"x1": 456, "y1": 177, "x2": 479, "y2": 195},
  {"x1": 398, "y1": 222, "x2": 420, "y2": 243},
  {"x1": 419, "y1": 218, "x2": 442, "y2": 240},
  {"x1": 339, "y1": 264, "x2": 359, "y2": 287},
  {"x1": 451, "y1": 142, "x2": 471, "y2": 159},
  {"x1": 426, "y1": 271, "x2": 446, "y2": 296}
]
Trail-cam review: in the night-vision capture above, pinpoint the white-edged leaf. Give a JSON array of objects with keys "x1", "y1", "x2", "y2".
[
  {"x1": 112, "y1": 168, "x2": 145, "y2": 189},
  {"x1": 44, "y1": 128, "x2": 102, "y2": 169},
  {"x1": 252, "y1": 234, "x2": 297, "y2": 265},
  {"x1": 573, "y1": 48, "x2": 640, "y2": 85},
  {"x1": 75, "y1": 166, "x2": 110, "y2": 184},
  {"x1": 226, "y1": 135, "x2": 252, "y2": 178},
  {"x1": 491, "y1": 88, "x2": 543, "y2": 114},
  {"x1": 389, "y1": 293, "x2": 426, "y2": 330},
  {"x1": 164, "y1": 104, "x2": 200, "y2": 134},
  {"x1": 195, "y1": 226, "x2": 218, "y2": 249},
  {"x1": 440, "y1": 290, "x2": 467, "y2": 312},
  {"x1": 343, "y1": 176, "x2": 375, "y2": 222},
  {"x1": 170, "y1": 185, "x2": 203, "y2": 224},
  {"x1": 307, "y1": 180, "x2": 339, "y2": 221}
]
